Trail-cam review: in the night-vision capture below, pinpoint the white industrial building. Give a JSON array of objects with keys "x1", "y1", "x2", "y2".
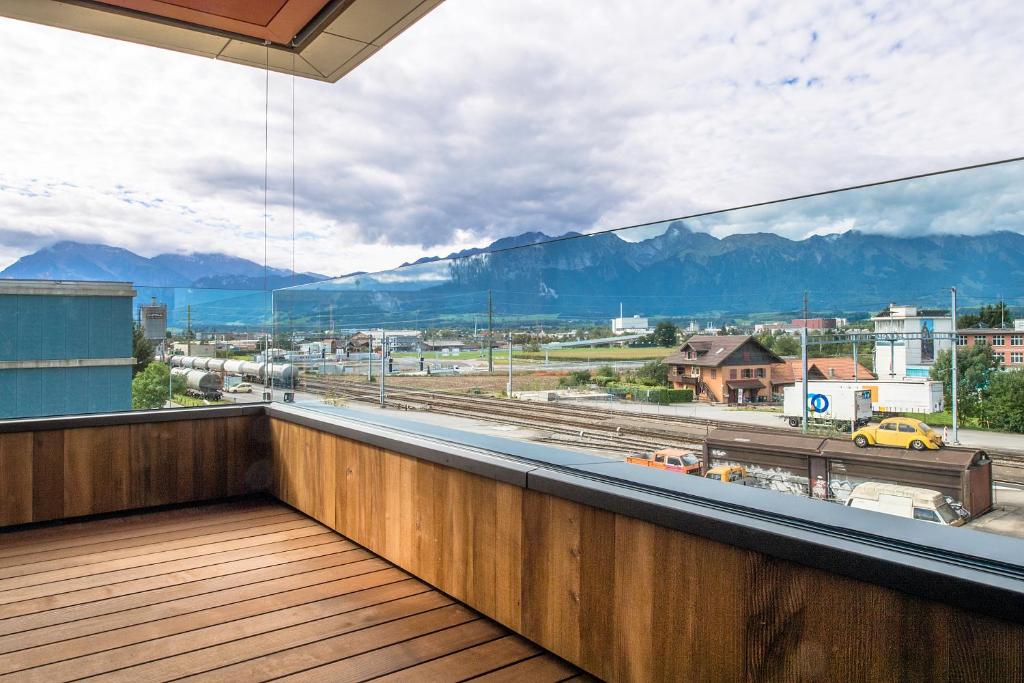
[
  {"x1": 872, "y1": 304, "x2": 954, "y2": 379},
  {"x1": 610, "y1": 305, "x2": 651, "y2": 335}
]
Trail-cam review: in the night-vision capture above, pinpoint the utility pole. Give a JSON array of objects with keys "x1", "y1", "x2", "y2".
[
  {"x1": 186, "y1": 305, "x2": 192, "y2": 356},
  {"x1": 951, "y1": 287, "x2": 959, "y2": 444},
  {"x1": 507, "y1": 334, "x2": 513, "y2": 398},
  {"x1": 852, "y1": 336, "x2": 859, "y2": 381},
  {"x1": 801, "y1": 326, "x2": 809, "y2": 434},
  {"x1": 379, "y1": 332, "x2": 387, "y2": 407},
  {"x1": 801, "y1": 291, "x2": 809, "y2": 434},
  {"x1": 488, "y1": 290, "x2": 494, "y2": 373}
]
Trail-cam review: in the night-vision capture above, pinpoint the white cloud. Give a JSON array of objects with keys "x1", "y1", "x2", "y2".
[{"x1": 0, "y1": 0, "x2": 1022, "y2": 276}]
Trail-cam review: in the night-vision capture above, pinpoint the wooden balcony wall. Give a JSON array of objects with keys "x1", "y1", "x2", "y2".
[
  {"x1": 267, "y1": 417, "x2": 1024, "y2": 682},
  {"x1": 0, "y1": 413, "x2": 268, "y2": 527},
  {"x1": 2, "y1": 409, "x2": 1022, "y2": 680}
]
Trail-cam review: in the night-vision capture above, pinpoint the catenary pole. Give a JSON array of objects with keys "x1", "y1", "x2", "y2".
[
  {"x1": 507, "y1": 335, "x2": 513, "y2": 398},
  {"x1": 801, "y1": 292, "x2": 809, "y2": 433},
  {"x1": 488, "y1": 290, "x2": 494, "y2": 373},
  {"x1": 951, "y1": 287, "x2": 959, "y2": 444},
  {"x1": 379, "y1": 332, "x2": 387, "y2": 407}
]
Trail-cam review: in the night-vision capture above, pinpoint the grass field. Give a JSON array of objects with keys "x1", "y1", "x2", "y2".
[
  {"x1": 517, "y1": 347, "x2": 676, "y2": 361},
  {"x1": 173, "y1": 393, "x2": 228, "y2": 407},
  {"x1": 395, "y1": 347, "x2": 674, "y2": 362},
  {"x1": 333, "y1": 372, "x2": 563, "y2": 395}
]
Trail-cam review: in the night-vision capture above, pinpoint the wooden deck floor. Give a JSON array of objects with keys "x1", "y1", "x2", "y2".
[{"x1": 0, "y1": 499, "x2": 587, "y2": 682}]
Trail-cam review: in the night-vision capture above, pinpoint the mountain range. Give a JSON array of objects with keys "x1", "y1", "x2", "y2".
[
  {"x1": 280, "y1": 223, "x2": 1024, "y2": 326},
  {"x1": 0, "y1": 241, "x2": 327, "y2": 290},
  {"x1": 5, "y1": 227, "x2": 1024, "y2": 327}
]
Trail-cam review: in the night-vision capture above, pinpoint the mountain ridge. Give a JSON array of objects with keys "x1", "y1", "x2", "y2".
[{"x1": 0, "y1": 241, "x2": 328, "y2": 289}]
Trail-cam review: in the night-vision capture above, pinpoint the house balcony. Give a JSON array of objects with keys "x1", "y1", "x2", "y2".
[{"x1": 1, "y1": 403, "x2": 1023, "y2": 681}]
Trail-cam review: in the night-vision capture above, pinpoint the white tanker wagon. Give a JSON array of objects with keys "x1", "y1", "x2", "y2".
[
  {"x1": 169, "y1": 355, "x2": 298, "y2": 387},
  {"x1": 170, "y1": 368, "x2": 223, "y2": 400}
]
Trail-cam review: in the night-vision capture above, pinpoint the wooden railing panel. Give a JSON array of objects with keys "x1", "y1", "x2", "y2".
[
  {"x1": 0, "y1": 433, "x2": 33, "y2": 525},
  {"x1": 0, "y1": 413, "x2": 267, "y2": 528},
  {"x1": 268, "y1": 419, "x2": 335, "y2": 528},
  {"x1": 268, "y1": 417, "x2": 1024, "y2": 682},
  {"x1": 63, "y1": 425, "x2": 132, "y2": 517}
]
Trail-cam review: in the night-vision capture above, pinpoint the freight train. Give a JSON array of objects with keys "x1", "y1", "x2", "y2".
[
  {"x1": 170, "y1": 368, "x2": 223, "y2": 400},
  {"x1": 169, "y1": 355, "x2": 298, "y2": 387}
]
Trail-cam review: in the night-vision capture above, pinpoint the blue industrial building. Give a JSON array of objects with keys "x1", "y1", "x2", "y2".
[{"x1": 0, "y1": 280, "x2": 136, "y2": 418}]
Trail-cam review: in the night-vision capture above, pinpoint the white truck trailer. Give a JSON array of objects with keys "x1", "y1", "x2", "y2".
[
  {"x1": 782, "y1": 385, "x2": 873, "y2": 431},
  {"x1": 789, "y1": 379, "x2": 944, "y2": 415}
]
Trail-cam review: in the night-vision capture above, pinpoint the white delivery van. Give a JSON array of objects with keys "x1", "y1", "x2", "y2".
[
  {"x1": 782, "y1": 386, "x2": 872, "y2": 431},
  {"x1": 844, "y1": 482, "x2": 964, "y2": 526}
]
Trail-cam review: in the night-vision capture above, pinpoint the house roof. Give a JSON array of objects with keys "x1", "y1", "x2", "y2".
[
  {"x1": 0, "y1": 0, "x2": 443, "y2": 82},
  {"x1": 663, "y1": 335, "x2": 782, "y2": 368},
  {"x1": 773, "y1": 358, "x2": 876, "y2": 384}
]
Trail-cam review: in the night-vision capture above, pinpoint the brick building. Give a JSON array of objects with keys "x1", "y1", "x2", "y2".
[
  {"x1": 957, "y1": 328, "x2": 1024, "y2": 367},
  {"x1": 664, "y1": 335, "x2": 785, "y2": 403}
]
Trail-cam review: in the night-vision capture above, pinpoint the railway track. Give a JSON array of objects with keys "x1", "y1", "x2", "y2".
[{"x1": 301, "y1": 378, "x2": 1024, "y2": 471}]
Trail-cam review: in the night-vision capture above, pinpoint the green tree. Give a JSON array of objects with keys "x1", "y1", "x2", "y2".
[
  {"x1": 596, "y1": 364, "x2": 616, "y2": 378},
  {"x1": 650, "y1": 320, "x2": 679, "y2": 347},
  {"x1": 986, "y1": 370, "x2": 1024, "y2": 433},
  {"x1": 929, "y1": 345, "x2": 1001, "y2": 419},
  {"x1": 772, "y1": 334, "x2": 800, "y2": 356},
  {"x1": 634, "y1": 361, "x2": 670, "y2": 387},
  {"x1": 132, "y1": 362, "x2": 185, "y2": 410},
  {"x1": 959, "y1": 302, "x2": 1015, "y2": 329},
  {"x1": 132, "y1": 324, "x2": 155, "y2": 377}
]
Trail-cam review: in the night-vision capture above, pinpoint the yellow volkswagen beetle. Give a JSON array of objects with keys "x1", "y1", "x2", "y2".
[{"x1": 852, "y1": 417, "x2": 943, "y2": 451}]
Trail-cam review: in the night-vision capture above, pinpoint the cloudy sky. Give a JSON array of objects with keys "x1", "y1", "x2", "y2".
[{"x1": 0, "y1": 0, "x2": 1023, "y2": 277}]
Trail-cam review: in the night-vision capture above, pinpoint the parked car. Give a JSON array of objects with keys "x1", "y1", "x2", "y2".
[
  {"x1": 225, "y1": 382, "x2": 254, "y2": 394},
  {"x1": 704, "y1": 465, "x2": 749, "y2": 483},
  {"x1": 627, "y1": 448, "x2": 702, "y2": 475},
  {"x1": 852, "y1": 417, "x2": 942, "y2": 450},
  {"x1": 845, "y1": 482, "x2": 965, "y2": 526}
]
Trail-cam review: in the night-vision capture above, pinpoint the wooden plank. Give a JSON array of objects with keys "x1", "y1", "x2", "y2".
[
  {"x1": 577, "y1": 501, "x2": 616, "y2": 681},
  {"x1": 62, "y1": 425, "x2": 131, "y2": 517},
  {"x1": 0, "y1": 506, "x2": 296, "y2": 567},
  {"x1": 0, "y1": 540, "x2": 356, "y2": 637},
  {"x1": 372, "y1": 634, "x2": 541, "y2": 682},
  {"x1": 412, "y1": 459, "x2": 441, "y2": 589},
  {"x1": 0, "y1": 519, "x2": 320, "y2": 589},
  {"x1": 493, "y1": 481, "x2": 523, "y2": 631},
  {"x1": 0, "y1": 562, "x2": 403, "y2": 677},
  {"x1": 27, "y1": 577, "x2": 428, "y2": 683},
  {"x1": 278, "y1": 619, "x2": 507, "y2": 683},
  {"x1": 521, "y1": 490, "x2": 582, "y2": 665},
  {"x1": 0, "y1": 499, "x2": 276, "y2": 552},
  {"x1": 97, "y1": 592, "x2": 458, "y2": 683},
  {"x1": 128, "y1": 421, "x2": 195, "y2": 508},
  {"x1": 271, "y1": 421, "x2": 336, "y2": 528},
  {"x1": 190, "y1": 418, "x2": 230, "y2": 500},
  {"x1": 31, "y1": 430, "x2": 64, "y2": 522},
  {"x1": 0, "y1": 432, "x2": 33, "y2": 526},
  {"x1": 469, "y1": 653, "x2": 579, "y2": 682},
  {"x1": 0, "y1": 528, "x2": 335, "y2": 607},
  {"x1": 0, "y1": 511, "x2": 300, "y2": 574},
  {"x1": 0, "y1": 547, "x2": 371, "y2": 653},
  {"x1": 609, "y1": 513, "x2": 656, "y2": 681}
]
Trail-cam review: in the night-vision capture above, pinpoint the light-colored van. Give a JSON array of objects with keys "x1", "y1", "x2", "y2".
[{"x1": 845, "y1": 482, "x2": 964, "y2": 526}]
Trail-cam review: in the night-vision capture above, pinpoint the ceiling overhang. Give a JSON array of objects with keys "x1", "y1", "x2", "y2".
[{"x1": 0, "y1": 0, "x2": 444, "y2": 82}]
